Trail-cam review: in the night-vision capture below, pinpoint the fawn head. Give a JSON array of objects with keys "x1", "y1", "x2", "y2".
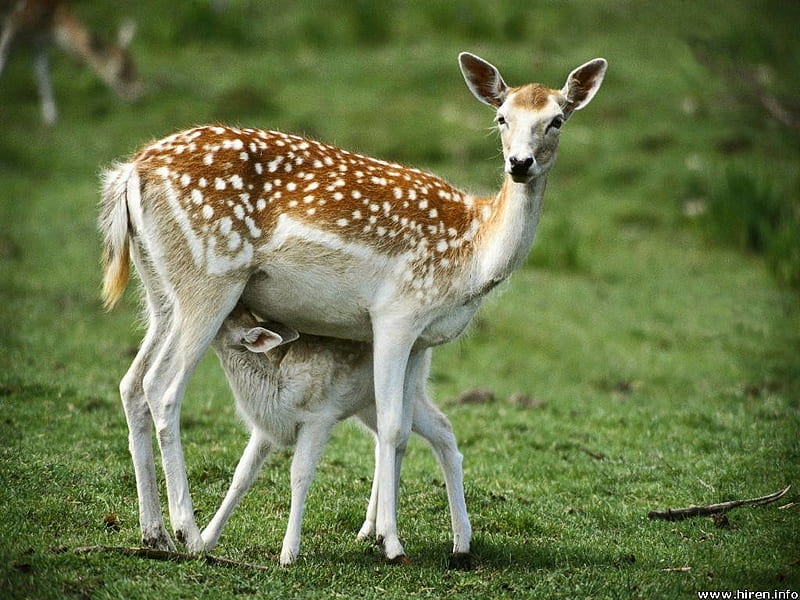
[
  {"x1": 216, "y1": 304, "x2": 300, "y2": 354},
  {"x1": 459, "y1": 53, "x2": 607, "y2": 184}
]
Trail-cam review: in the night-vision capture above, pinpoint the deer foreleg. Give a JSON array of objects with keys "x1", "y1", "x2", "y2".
[
  {"x1": 202, "y1": 429, "x2": 272, "y2": 551},
  {"x1": 370, "y1": 317, "x2": 418, "y2": 561}
]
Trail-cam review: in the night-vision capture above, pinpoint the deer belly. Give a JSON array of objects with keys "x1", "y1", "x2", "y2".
[
  {"x1": 241, "y1": 256, "x2": 376, "y2": 341},
  {"x1": 417, "y1": 301, "x2": 479, "y2": 347}
]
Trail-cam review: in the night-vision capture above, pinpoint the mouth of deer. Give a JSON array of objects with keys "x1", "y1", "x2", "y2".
[{"x1": 509, "y1": 172, "x2": 532, "y2": 184}]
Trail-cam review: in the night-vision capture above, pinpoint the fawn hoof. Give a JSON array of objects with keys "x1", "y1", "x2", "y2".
[
  {"x1": 356, "y1": 521, "x2": 375, "y2": 542},
  {"x1": 447, "y1": 552, "x2": 472, "y2": 571},
  {"x1": 279, "y1": 549, "x2": 298, "y2": 567},
  {"x1": 176, "y1": 528, "x2": 205, "y2": 554},
  {"x1": 199, "y1": 529, "x2": 218, "y2": 552}
]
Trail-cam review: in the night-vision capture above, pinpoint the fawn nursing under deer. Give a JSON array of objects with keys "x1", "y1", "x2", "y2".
[
  {"x1": 206, "y1": 304, "x2": 469, "y2": 566},
  {"x1": 100, "y1": 52, "x2": 606, "y2": 563}
]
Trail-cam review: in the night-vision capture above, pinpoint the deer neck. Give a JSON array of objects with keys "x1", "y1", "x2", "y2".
[
  {"x1": 213, "y1": 344, "x2": 283, "y2": 407},
  {"x1": 470, "y1": 174, "x2": 547, "y2": 292}
]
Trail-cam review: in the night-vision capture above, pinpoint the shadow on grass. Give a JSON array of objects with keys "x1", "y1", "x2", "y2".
[
  {"x1": 302, "y1": 535, "x2": 628, "y2": 574},
  {"x1": 466, "y1": 538, "x2": 632, "y2": 573}
]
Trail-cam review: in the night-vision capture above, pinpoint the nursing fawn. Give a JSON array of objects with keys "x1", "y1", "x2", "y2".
[{"x1": 205, "y1": 304, "x2": 469, "y2": 565}]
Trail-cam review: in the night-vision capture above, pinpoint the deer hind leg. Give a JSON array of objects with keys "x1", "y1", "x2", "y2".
[
  {"x1": 142, "y1": 283, "x2": 244, "y2": 553},
  {"x1": 120, "y1": 294, "x2": 175, "y2": 550},
  {"x1": 117, "y1": 245, "x2": 178, "y2": 550}
]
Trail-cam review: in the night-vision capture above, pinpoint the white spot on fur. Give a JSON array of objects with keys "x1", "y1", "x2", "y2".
[{"x1": 245, "y1": 217, "x2": 261, "y2": 237}]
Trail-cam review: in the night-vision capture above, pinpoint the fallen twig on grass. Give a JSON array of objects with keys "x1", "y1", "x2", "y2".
[
  {"x1": 578, "y1": 445, "x2": 607, "y2": 461},
  {"x1": 73, "y1": 546, "x2": 272, "y2": 571},
  {"x1": 661, "y1": 566, "x2": 692, "y2": 573},
  {"x1": 647, "y1": 485, "x2": 791, "y2": 521}
]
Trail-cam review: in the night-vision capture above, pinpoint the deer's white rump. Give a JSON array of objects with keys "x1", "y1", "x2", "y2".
[{"x1": 99, "y1": 52, "x2": 606, "y2": 561}]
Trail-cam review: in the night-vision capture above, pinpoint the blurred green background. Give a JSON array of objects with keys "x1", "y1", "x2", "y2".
[{"x1": 1, "y1": 1, "x2": 798, "y2": 598}]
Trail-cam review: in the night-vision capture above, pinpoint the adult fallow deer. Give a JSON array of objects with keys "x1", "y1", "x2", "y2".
[{"x1": 99, "y1": 52, "x2": 606, "y2": 561}]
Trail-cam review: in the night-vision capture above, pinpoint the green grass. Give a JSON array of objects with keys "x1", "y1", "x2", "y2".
[{"x1": 1, "y1": 1, "x2": 799, "y2": 598}]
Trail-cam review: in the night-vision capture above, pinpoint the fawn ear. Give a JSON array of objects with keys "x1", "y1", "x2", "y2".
[
  {"x1": 259, "y1": 321, "x2": 300, "y2": 345},
  {"x1": 241, "y1": 327, "x2": 286, "y2": 353},
  {"x1": 459, "y1": 52, "x2": 509, "y2": 108},
  {"x1": 561, "y1": 58, "x2": 607, "y2": 117}
]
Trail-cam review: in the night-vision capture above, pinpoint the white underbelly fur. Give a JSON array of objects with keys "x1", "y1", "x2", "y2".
[{"x1": 242, "y1": 218, "x2": 480, "y2": 346}]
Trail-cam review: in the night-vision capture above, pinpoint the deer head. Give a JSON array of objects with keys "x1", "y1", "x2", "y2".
[{"x1": 459, "y1": 53, "x2": 607, "y2": 183}]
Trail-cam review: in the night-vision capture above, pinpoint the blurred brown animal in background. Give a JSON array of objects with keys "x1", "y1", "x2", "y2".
[{"x1": 0, "y1": 0, "x2": 142, "y2": 124}]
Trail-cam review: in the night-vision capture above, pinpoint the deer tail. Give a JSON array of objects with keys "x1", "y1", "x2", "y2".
[{"x1": 99, "y1": 162, "x2": 138, "y2": 309}]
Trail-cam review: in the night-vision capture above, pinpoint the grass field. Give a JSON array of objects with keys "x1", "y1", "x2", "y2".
[{"x1": 1, "y1": 1, "x2": 798, "y2": 598}]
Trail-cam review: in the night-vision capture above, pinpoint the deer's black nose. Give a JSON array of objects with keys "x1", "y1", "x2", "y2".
[{"x1": 508, "y1": 156, "x2": 533, "y2": 177}]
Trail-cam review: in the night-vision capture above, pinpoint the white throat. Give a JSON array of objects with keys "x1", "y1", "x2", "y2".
[{"x1": 474, "y1": 175, "x2": 547, "y2": 289}]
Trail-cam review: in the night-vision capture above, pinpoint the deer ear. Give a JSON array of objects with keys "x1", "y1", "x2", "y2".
[
  {"x1": 459, "y1": 52, "x2": 508, "y2": 108},
  {"x1": 561, "y1": 58, "x2": 607, "y2": 117},
  {"x1": 241, "y1": 327, "x2": 286, "y2": 353}
]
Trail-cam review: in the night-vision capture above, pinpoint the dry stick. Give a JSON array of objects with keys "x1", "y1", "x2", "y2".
[
  {"x1": 73, "y1": 546, "x2": 272, "y2": 571},
  {"x1": 647, "y1": 485, "x2": 791, "y2": 522}
]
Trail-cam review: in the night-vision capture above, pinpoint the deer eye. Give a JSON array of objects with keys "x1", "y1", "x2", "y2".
[{"x1": 547, "y1": 116, "x2": 564, "y2": 132}]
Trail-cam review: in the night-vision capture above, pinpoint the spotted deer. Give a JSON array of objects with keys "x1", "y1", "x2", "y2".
[
  {"x1": 205, "y1": 304, "x2": 470, "y2": 566},
  {"x1": 99, "y1": 52, "x2": 607, "y2": 561},
  {"x1": 0, "y1": 0, "x2": 142, "y2": 125}
]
